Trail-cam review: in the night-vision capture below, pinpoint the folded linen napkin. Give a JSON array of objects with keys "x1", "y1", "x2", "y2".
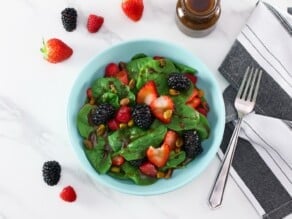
[{"x1": 218, "y1": 1, "x2": 292, "y2": 218}]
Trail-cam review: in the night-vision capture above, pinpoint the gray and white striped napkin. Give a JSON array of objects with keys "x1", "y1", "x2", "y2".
[{"x1": 218, "y1": 1, "x2": 292, "y2": 218}]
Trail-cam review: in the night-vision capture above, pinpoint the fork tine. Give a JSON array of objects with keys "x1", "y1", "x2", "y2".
[
  {"x1": 236, "y1": 66, "x2": 250, "y2": 98},
  {"x1": 247, "y1": 68, "x2": 259, "y2": 101},
  {"x1": 251, "y1": 69, "x2": 262, "y2": 102},
  {"x1": 241, "y1": 67, "x2": 254, "y2": 100}
]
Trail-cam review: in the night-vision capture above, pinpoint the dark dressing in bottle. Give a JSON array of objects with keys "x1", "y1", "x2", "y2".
[{"x1": 176, "y1": 0, "x2": 221, "y2": 37}]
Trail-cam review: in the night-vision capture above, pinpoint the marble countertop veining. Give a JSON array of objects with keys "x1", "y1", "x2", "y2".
[{"x1": 0, "y1": 0, "x2": 291, "y2": 218}]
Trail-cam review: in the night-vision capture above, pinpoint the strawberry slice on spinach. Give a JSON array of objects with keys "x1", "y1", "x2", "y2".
[
  {"x1": 167, "y1": 93, "x2": 210, "y2": 139},
  {"x1": 119, "y1": 121, "x2": 167, "y2": 160}
]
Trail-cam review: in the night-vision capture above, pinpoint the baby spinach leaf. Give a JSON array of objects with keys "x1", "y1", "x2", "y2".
[
  {"x1": 168, "y1": 87, "x2": 210, "y2": 139},
  {"x1": 126, "y1": 56, "x2": 177, "y2": 92},
  {"x1": 126, "y1": 57, "x2": 153, "y2": 78},
  {"x1": 127, "y1": 126, "x2": 146, "y2": 140},
  {"x1": 84, "y1": 138, "x2": 112, "y2": 174},
  {"x1": 131, "y1": 53, "x2": 147, "y2": 60},
  {"x1": 107, "y1": 128, "x2": 131, "y2": 152},
  {"x1": 77, "y1": 104, "x2": 94, "y2": 138},
  {"x1": 194, "y1": 114, "x2": 210, "y2": 140},
  {"x1": 119, "y1": 123, "x2": 167, "y2": 160},
  {"x1": 100, "y1": 92, "x2": 119, "y2": 108},
  {"x1": 108, "y1": 126, "x2": 145, "y2": 152},
  {"x1": 167, "y1": 104, "x2": 210, "y2": 139},
  {"x1": 107, "y1": 171, "x2": 129, "y2": 180},
  {"x1": 163, "y1": 151, "x2": 186, "y2": 170},
  {"x1": 173, "y1": 62, "x2": 197, "y2": 74},
  {"x1": 108, "y1": 130, "x2": 124, "y2": 152},
  {"x1": 91, "y1": 77, "x2": 135, "y2": 107}
]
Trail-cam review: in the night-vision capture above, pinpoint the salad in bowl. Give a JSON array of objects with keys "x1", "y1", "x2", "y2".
[{"x1": 67, "y1": 39, "x2": 225, "y2": 195}]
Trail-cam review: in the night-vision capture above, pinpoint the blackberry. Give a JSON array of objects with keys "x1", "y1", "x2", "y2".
[
  {"x1": 90, "y1": 103, "x2": 115, "y2": 125},
  {"x1": 182, "y1": 130, "x2": 202, "y2": 159},
  {"x1": 42, "y1": 161, "x2": 61, "y2": 186},
  {"x1": 168, "y1": 73, "x2": 191, "y2": 91},
  {"x1": 129, "y1": 158, "x2": 146, "y2": 167},
  {"x1": 132, "y1": 104, "x2": 153, "y2": 129},
  {"x1": 61, "y1": 8, "x2": 77, "y2": 32}
]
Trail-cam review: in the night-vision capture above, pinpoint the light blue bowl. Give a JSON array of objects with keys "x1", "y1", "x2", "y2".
[{"x1": 67, "y1": 39, "x2": 225, "y2": 196}]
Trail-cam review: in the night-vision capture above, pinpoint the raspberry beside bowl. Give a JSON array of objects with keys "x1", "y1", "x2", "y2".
[{"x1": 66, "y1": 39, "x2": 225, "y2": 195}]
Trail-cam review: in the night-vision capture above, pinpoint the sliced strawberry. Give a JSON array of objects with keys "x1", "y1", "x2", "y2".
[
  {"x1": 146, "y1": 144, "x2": 170, "y2": 168},
  {"x1": 186, "y1": 89, "x2": 201, "y2": 109},
  {"x1": 197, "y1": 107, "x2": 207, "y2": 116},
  {"x1": 163, "y1": 130, "x2": 178, "y2": 150},
  {"x1": 201, "y1": 101, "x2": 209, "y2": 109},
  {"x1": 115, "y1": 70, "x2": 129, "y2": 85},
  {"x1": 186, "y1": 89, "x2": 199, "y2": 103},
  {"x1": 139, "y1": 161, "x2": 157, "y2": 177},
  {"x1": 108, "y1": 119, "x2": 120, "y2": 131},
  {"x1": 122, "y1": 0, "x2": 144, "y2": 22},
  {"x1": 184, "y1": 73, "x2": 197, "y2": 84},
  {"x1": 105, "y1": 63, "x2": 120, "y2": 77},
  {"x1": 112, "y1": 155, "x2": 125, "y2": 166},
  {"x1": 137, "y1": 80, "x2": 158, "y2": 105},
  {"x1": 150, "y1": 96, "x2": 174, "y2": 123},
  {"x1": 187, "y1": 97, "x2": 201, "y2": 109},
  {"x1": 197, "y1": 101, "x2": 209, "y2": 116},
  {"x1": 115, "y1": 106, "x2": 131, "y2": 123}
]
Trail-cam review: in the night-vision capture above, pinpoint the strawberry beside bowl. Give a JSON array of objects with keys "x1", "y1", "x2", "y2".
[{"x1": 67, "y1": 39, "x2": 225, "y2": 195}]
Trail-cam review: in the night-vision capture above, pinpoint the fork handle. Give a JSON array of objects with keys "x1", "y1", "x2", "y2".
[{"x1": 208, "y1": 118, "x2": 243, "y2": 208}]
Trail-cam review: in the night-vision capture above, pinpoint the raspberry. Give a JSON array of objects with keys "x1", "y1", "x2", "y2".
[
  {"x1": 105, "y1": 63, "x2": 119, "y2": 77},
  {"x1": 87, "y1": 14, "x2": 104, "y2": 33},
  {"x1": 61, "y1": 8, "x2": 77, "y2": 32},
  {"x1": 60, "y1": 185, "x2": 77, "y2": 202},
  {"x1": 108, "y1": 119, "x2": 119, "y2": 131},
  {"x1": 139, "y1": 162, "x2": 157, "y2": 177},
  {"x1": 115, "y1": 106, "x2": 131, "y2": 123},
  {"x1": 42, "y1": 161, "x2": 61, "y2": 186}
]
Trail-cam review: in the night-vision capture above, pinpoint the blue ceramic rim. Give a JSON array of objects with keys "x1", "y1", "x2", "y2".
[{"x1": 66, "y1": 38, "x2": 225, "y2": 196}]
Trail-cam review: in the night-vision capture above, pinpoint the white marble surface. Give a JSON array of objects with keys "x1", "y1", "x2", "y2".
[{"x1": 0, "y1": 0, "x2": 291, "y2": 218}]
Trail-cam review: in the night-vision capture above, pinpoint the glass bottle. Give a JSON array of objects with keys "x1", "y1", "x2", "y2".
[{"x1": 176, "y1": 0, "x2": 221, "y2": 37}]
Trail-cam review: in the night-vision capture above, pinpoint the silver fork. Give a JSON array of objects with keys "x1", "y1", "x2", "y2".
[{"x1": 209, "y1": 66, "x2": 262, "y2": 208}]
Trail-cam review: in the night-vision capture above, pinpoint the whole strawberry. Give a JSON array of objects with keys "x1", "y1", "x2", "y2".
[
  {"x1": 122, "y1": 0, "x2": 144, "y2": 22},
  {"x1": 40, "y1": 38, "x2": 73, "y2": 63},
  {"x1": 87, "y1": 14, "x2": 104, "y2": 33}
]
